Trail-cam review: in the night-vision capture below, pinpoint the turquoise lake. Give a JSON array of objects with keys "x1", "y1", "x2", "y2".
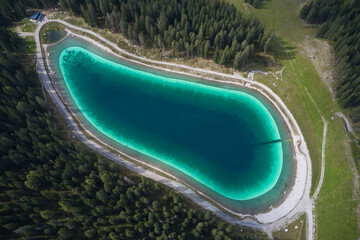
[{"x1": 57, "y1": 45, "x2": 286, "y2": 201}]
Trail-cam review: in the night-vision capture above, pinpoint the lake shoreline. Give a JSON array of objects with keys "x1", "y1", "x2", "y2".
[{"x1": 36, "y1": 19, "x2": 312, "y2": 231}]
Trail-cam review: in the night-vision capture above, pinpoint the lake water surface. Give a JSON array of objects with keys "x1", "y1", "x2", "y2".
[{"x1": 58, "y1": 46, "x2": 286, "y2": 201}]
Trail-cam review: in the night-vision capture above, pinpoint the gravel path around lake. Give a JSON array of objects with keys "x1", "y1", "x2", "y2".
[{"x1": 34, "y1": 19, "x2": 314, "y2": 238}]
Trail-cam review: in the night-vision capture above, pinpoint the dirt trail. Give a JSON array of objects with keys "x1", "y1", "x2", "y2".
[{"x1": 335, "y1": 112, "x2": 357, "y2": 138}]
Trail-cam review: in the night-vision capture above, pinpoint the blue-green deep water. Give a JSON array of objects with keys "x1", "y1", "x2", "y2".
[{"x1": 49, "y1": 37, "x2": 294, "y2": 212}]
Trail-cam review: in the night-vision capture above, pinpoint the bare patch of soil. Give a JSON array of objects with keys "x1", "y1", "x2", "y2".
[{"x1": 302, "y1": 36, "x2": 336, "y2": 100}]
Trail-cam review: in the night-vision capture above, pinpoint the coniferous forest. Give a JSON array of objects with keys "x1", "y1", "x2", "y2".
[
  {"x1": 300, "y1": 0, "x2": 360, "y2": 126},
  {"x1": 59, "y1": 0, "x2": 279, "y2": 69},
  {"x1": 0, "y1": 1, "x2": 254, "y2": 239}
]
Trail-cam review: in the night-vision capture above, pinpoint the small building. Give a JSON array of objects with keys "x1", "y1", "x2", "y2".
[{"x1": 30, "y1": 12, "x2": 45, "y2": 23}]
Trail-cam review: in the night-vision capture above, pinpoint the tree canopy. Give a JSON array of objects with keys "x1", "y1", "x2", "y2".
[{"x1": 59, "y1": 0, "x2": 279, "y2": 69}]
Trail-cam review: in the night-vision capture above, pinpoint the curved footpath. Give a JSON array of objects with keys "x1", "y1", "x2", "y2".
[{"x1": 35, "y1": 19, "x2": 313, "y2": 238}]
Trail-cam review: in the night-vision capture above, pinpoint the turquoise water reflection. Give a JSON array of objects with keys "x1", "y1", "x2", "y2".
[{"x1": 59, "y1": 46, "x2": 283, "y2": 200}]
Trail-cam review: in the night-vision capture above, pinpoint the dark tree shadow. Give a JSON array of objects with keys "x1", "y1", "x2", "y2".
[
  {"x1": 253, "y1": 0, "x2": 271, "y2": 9},
  {"x1": 275, "y1": 39, "x2": 297, "y2": 61}
]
